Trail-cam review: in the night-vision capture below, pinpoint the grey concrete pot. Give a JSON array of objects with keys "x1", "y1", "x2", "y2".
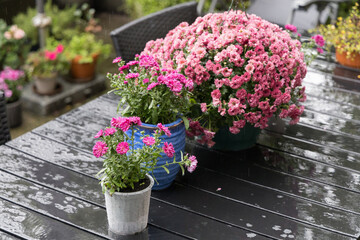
[
  {"x1": 6, "y1": 99, "x2": 22, "y2": 128},
  {"x1": 105, "y1": 175, "x2": 154, "y2": 236}
]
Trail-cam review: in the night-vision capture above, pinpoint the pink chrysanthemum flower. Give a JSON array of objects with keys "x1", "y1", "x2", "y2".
[
  {"x1": 200, "y1": 103, "x2": 207, "y2": 112},
  {"x1": 157, "y1": 123, "x2": 171, "y2": 137},
  {"x1": 104, "y1": 128, "x2": 117, "y2": 136},
  {"x1": 94, "y1": 129, "x2": 103, "y2": 138},
  {"x1": 147, "y1": 82, "x2": 159, "y2": 90},
  {"x1": 143, "y1": 136, "x2": 156, "y2": 146},
  {"x1": 129, "y1": 117, "x2": 142, "y2": 126},
  {"x1": 116, "y1": 142, "x2": 129, "y2": 155},
  {"x1": 125, "y1": 73, "x2": 140, "y2": 79},
  {"x1": 93, "y1": 141, "x2": 108, "y2": 158},
  {"x1": 285, "y1": 24, "x2": 297, "y2": 33},
  {"x1": 162, "y1": 142, "x2": 175, "y2": 158},
  {"x1": 112, "y1": 57, "x2": 122, "y2": 63},
  {"x1": 186, "y1": 155, "x2": 198, "y2": 173}
]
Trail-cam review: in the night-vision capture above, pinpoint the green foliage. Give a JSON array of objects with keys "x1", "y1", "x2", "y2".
[
  {"x1": 12, "y1": 1, "x2": 98, "y2": 46},
  {"x1": 123, "y1": 0, "x2": 191, "y2": 19},
  {"x1": 64, "y1": 33, "x2": 111, "y2": 64}
]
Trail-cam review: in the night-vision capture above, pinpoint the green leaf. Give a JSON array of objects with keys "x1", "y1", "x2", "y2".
[
  {"x1": 180, "y1": 116, "x2": 189, "y2": 129},
  {"x1": 149, "y1": 99, "x2": 155, "y2": 109},
  {"x1": 162, "y1": 166, "x2": 170, "y2": 174}
]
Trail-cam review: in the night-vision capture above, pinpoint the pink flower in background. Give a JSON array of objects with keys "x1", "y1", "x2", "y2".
[
  {"x1": 116, "y1": 142, "x2": 129, "y2": 155},
  {"x1": 285, "y1": 24, "x2": 297, "y2": 33},
  {"x1": 55, "y1": 44, "x2": 64, "y2": 53},
  {"x1": 186, "y1": 155, "x2": 198, "y2": 173},
  {"x1": 200, "y1": 103, "x2": 207, "y2": 112},
  {"x1": 143, "y1": 136, "x2": 156, "y2": 146},
  {"x1": 311, "y1": 35, "x2": 325, "y2": 47},
  {"x1": 44, "y1": 50, "x2": 57, "y2": 61},
  {"x1": 93, "y1": 141, "x2": 108, "y2": 158},
  {"x1": 163, "y1": 142, "x2": 175, "y2": 158},
  {"x1": 104, "y1": 128, "x2": 117, "y2": 136},
  {"x1": 317, "y1": 48, "x2": 324, "y2": 54},
  {"x1": 94, "y1": 129, "x2": 103, "y2": 138}
]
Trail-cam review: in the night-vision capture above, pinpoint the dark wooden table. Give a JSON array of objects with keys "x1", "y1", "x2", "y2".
[{"x1": 1, "y1": 57, "x2": 360, "y2": 239}]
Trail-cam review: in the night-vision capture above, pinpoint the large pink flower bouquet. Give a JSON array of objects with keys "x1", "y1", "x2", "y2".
[{"x1": 143, "y1": 10, "x2": 320, "y2": 147}]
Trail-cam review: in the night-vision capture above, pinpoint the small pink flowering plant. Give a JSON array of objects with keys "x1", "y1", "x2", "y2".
[
  {"x1": 0, "y1": 20, "x2": 29, "y2": 70},
  {"x1": 93, "y1": 116, "x2": 197, "y2": 194},
  {"x1": 143, "y1": 10, "x2": 323, "y2": 147},
  {"x1": 26, "y1": 43, "x2": 69, "y2": 78},
  {"x1": 0, "y1": 67, "x2": 25, "y2": 103},
  {"x1": 108, "y1": 55, "x2": 194, "y2": 125}
]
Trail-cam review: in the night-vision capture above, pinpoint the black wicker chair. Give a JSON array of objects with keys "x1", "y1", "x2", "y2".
[
  {"x1": 0, "y1": 91, "x2": 11, "y2": 145},
  {"x1": 110, "y1": 1, "x2": 199, "y2": 62}
]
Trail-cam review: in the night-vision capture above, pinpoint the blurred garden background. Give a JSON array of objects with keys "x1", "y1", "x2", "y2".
[{"x1": 0, "y1": 0, "x2": 358, "y2": 139}]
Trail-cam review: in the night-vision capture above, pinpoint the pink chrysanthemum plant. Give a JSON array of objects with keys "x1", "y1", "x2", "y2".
[
  {"x1": 93, "y1": 116, "x2": 197, "y2": 195},
  {"x1": 142, "y1": 10, "x2": 323, "y2": 147},
  {"x1": 108, "y1": 55, "x2": 194, "y2": 125}
]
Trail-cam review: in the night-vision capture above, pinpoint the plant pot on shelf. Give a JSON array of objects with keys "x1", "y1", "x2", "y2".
[
  {"x1": 211, "y1": 123, "x2": 262, "y2": 151},
  {"x1": 6, "y1": 100, "x2": 22, "y2": 128},
  {"x1": 129, "y1": 118, "x2": 185, "y2": 190},
  {"x1": 33, "y1": 73, "x2": 61, "y2": 95},
  {"x1": 105, "y1": 174, "x2": 154, "y2": 236},
  {"x1": 335, "y1": 49, "x2": 360, "y2": 69},
  {"x1": 69, "y1": 54, "x2": 99, "y2": 83}
]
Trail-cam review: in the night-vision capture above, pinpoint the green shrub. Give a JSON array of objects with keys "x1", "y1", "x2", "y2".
[
  {"x1": 123, "y1": 0, "x2": 191, "y2": 19},
  {"x1": 12, "y1": 1, "x2": 98, "y2": 46}
]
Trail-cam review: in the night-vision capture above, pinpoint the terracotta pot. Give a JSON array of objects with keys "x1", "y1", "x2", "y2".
[
  {"x1": 335, "y1": 49, "x2": 360, "y2": 69},
  {"x1": 33, "y1": 73, "x2": 58, "y2": 95},
  {"x1": 6, "y1": 99, "x2": 22, "y2": 128},
  {"x1": 70, "y1": 53, "x2": 99, "y2": 82}
]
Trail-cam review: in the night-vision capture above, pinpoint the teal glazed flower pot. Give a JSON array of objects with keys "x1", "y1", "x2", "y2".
[
  {"x1": 130, "y1": 118, "x2": 185, "y2": 190},
  {"x1": 212, "y1": 124, "x2": 261, "y2": 151}
]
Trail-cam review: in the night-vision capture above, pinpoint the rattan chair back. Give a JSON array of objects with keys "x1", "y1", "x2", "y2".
[
  {"x1": 0, "y1": 91, "x2": 11, "y2": 145},
  {"x1": 110, "y1": 1, "x2": 198, "y2": 62}
]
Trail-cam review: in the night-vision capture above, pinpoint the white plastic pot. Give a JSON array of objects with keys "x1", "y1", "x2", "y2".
[{"x1": 105, "y1": 175, "x2": 154, "y2": 236}]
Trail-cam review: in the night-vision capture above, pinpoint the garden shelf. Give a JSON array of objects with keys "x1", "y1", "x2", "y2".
[{"x1": 21, "y1": 74, "x2": 106, "y2": 115}]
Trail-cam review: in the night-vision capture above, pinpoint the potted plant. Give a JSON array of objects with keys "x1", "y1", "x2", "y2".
[
  {"x1": 317, "y1": 2, "x2": 360, "y2": 68},
  {"x1": 143, "y1": 10, "x2": 324, "y2": 151},
  {"x1": 0, "y1": 67, "x2": 25, "y2": 128},
  {"x1": 26, "y1": 43, "x2": 69, "y2": 95},
  {"x1": 108, "y1": 55, "x2": 194, "y2": 189},
  {"x1": 65, "y1": 33, "x2": 111, "y2": 82},
  {"x1": 93, "y1": 116, "x2": 197, "y2": 236},
  {"x1": 0, "y1": 20, "x2": 29, "y2": 71}
]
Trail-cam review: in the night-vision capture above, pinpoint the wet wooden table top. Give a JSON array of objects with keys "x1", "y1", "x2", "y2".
[{"x1": 0, "y1": 57, "x2": 360, "y2": 239}]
